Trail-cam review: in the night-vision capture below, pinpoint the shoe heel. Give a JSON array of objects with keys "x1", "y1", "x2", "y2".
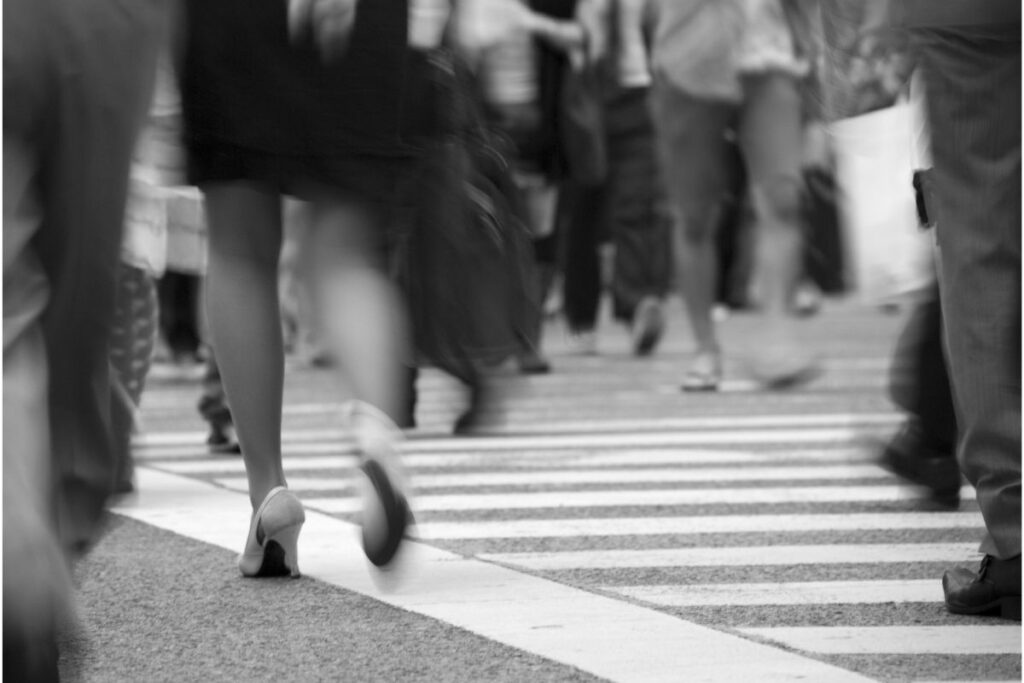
[
  {"x1": 239, "y1": 488, "x2": 305, "y2": 578},
  {"x1": 998, "y1": 597, "x2": 1021, "y2": 621},
  {"x1": 265, "y1": 522, "x2": 303, "y2": 578}
]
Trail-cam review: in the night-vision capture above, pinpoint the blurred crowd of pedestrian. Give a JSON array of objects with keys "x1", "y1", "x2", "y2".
[{"x1": 4, "y1": 0, "x2": 1019, "y2": 679}]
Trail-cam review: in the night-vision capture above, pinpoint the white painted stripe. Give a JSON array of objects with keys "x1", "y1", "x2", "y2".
[
  {"x1": 132, "y1": 424, "x2": 891, "y2": 450},
  {"x1": 478, "y1": 544, "x2": 982, "y2": 570},
  {"x1": 142, "y1": 447, "x2": 872, "y2": 472},
  {"x1": 388, "y1": 464, "x2": 892, "y2": 487},
  {"x1": 212, "y1": 464, "x2": 894, "y2": 493},
  {"x1": 401, "y1": 428, "x2": 883, "y2": 451},
  {"x1": 303, "y1": 485, "x2": 977, "y2": 514},
  {"x1": 415, "y1": 513, "x2": 984, "y2": 540},
  {"x1": 739, "y1": 626, "x2": 1022, "y2": 655},
  {"x1": 605, "y1": 580, "x2": 942, "y2": 606},
  {"x1": 116, "y1": 468, "x2": 873, "y2": 683},
  {"x1": 268, "y1": 409, "x2": 902, "y2": 433}
]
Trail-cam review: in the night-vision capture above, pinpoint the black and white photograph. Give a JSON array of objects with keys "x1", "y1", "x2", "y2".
[{"x1": 3, "y1": 0, "x2": 1020, "y2": 680}]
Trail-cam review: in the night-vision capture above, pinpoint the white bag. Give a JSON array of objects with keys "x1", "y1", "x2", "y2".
[
  {"x1": 164, "y1": 187, "x2": 208, "y2": 276},
  {"x1": 829, "y1": 101, "x2": 935, "y2": 304},
  {"x1": 121, "y1": 178, "x2": 167, "y2": 277}
]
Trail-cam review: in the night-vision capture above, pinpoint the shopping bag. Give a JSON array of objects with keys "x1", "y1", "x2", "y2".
[
  {"x1": 829, "y1": 102, "x2": 934, "y2": 303},
  {"x1": 163, "y1": 187, "x2": 208, "y2": 276},
  {"x1": 121, "y1": 178, "x2": 167, "y2": 277}
]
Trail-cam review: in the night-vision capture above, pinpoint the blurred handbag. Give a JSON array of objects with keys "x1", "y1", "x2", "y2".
[{"x1": 400, "y1": 49, "x2": 536, "y2": 384}]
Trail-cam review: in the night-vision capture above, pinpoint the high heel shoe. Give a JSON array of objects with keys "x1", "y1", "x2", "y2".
[
  {"x1": 345, "y1": 401, "x2": 414, "y2": 568},
  {"x1": 238, "y1": 487, "x2": 305, "y2": 578}
]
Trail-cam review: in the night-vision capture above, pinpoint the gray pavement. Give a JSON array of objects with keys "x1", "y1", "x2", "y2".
[{"x1": 64, "y1": 297, "x2": 1022, "y2": 682}]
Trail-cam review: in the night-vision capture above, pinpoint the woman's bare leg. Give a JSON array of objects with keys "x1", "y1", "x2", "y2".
[
  {"x1": 649, "y1": 82, "x2": 732, "y2": 380},
  {"x1": 202, "y1": 183, "x2": 286, "y2": 509},
  {"x1": 739, "y1": 72, "x2": 818, "y2": 383},
  {"x1": 302, "y1": 198, "x2": 411, "y2": 423}
]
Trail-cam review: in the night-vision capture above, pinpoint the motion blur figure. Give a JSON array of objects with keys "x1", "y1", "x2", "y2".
[
  {"x1": 3, "y1": 0, "x2": 166, "y2": 678},
  {"x1": 178, "y1": 0, "x2": 432, "y2": 574},
  {"x1": 647, "y1": 0, "x2": 822, "y2": 391}
]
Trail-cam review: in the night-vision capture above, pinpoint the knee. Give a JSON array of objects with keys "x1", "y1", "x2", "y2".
[
  {"x1": 671, "y1": 205, "x2": 718, "y2": 247},
  {"x1": 754, "y1": 175, "x2": 803, "y2": 226}
]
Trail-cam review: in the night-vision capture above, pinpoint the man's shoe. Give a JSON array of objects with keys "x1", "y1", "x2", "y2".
[
  {"x1": 878, "y1": 422, "x2": 961, "y2": 509},
  {"x1": 944, "y1": 555, "x2": 1021, "y2": 620}
]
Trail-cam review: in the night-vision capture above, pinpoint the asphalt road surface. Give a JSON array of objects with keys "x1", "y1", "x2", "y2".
[{"x1": 63, "y1": 297, "x2": 1021, "y2": 682}]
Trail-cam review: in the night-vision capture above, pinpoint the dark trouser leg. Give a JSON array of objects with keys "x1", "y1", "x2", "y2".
[
  {"x1": 889, "y1": 283, "x2": 957, "y2": 450},
  {"x1": 4, "y1": 0, "x2": 165, "y2": 672},
  {"x1": 158, "y1": 270, "x2": 203, "y2": 359},
  {"x1": 11, "y1": 0, "x2": 167, "y2": 557},
  {"x1": 559, "y1": 183, "x2": 604, "y2": 332},
  {"x1": 604, "y1": 87, "x2": 672, "y2": 323},
  {"x1": 915, "y1": 25, "x2": 1022, "y2": 560},
  {"x1": 3, "y1": 137, "x2": 64, "y2": 683}
]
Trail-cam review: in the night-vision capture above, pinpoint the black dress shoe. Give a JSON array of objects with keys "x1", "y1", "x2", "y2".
[
  {"x1": 878, "y1": 421, "x2": 961, "y2": 509},
  {"x1": 944, "y1": 554, "x2": 1021, "y2": 620}
]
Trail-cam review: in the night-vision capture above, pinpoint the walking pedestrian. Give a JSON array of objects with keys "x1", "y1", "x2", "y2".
[
  {"x1": 559, "y1": 0, "x2": 673, "y2": 357},
  {"x1": 647, "y1": 0, "x2": 822, "y2": 391},
  {"x1": 894, "y1": 0, "x2": 1021, "y2": 620},
  {"x1": 3, "y1": 0, "x2": 167, "y2": 676},
  {"x1": 178, "y1": 0, "x2": 446, "y2": 574}
]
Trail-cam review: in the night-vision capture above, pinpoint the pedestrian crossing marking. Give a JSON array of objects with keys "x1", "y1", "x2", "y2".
[
  {"x1": 212, "y1": 464, "x2": 895, "y2": 493},
  {"x1": 268, "y1": 407, "x2": 902, "y2": 432},
  {"x1": 478, "y1": 544, "x2": 982, "y2": 570},
  {"x1": 116, "y1": 468, "x2": 876, "y2": 683},
  {"x1": 603, "y1": 580, "x2": 942, "y2": 606},
  {"x1": 301, "y1": 485, "x2": 977, "y2": 514},
  {"x1": 739, "y1": 626, "x2": 1022, "y2": 655},
  {"x1": 140, "y1": 445, "x2": 871, "y2": 468},
  {"x1": 414, "y1": 513, "x2": 984, "y2": 540},
  {"x1": 132, "y1": 425, "x2": 890, "y2": 450}
]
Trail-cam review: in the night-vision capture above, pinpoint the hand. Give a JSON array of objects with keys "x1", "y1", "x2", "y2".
[{"x1": 288, "y1": 0, "x2": 359, "y2": 61}]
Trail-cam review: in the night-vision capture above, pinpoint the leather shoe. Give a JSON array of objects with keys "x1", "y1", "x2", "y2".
[
  {"x1": 878, "y1": 421, "x2": 961, "y2": 509},
  {"x1": 943, "y1": 554, "x2": 1021, "y2": 620}
]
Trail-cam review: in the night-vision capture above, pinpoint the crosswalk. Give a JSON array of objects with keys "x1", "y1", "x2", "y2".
[{"x1": 130, "y1": 316, "x2": 1021, "y2": 682}]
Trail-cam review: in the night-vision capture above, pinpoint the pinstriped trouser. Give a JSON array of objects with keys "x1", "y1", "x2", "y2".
[{"x1": 914, "y1": 24, "x2": 1022, "y2": 559}]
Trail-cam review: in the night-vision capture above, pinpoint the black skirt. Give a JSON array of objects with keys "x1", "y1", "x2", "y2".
[{"x1": 179, "y1": 0, "x2": 433, "y2": 202}]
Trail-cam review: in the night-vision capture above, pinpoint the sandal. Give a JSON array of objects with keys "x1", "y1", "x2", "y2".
[{"x1": 681, "y1": 351, "x2": 722, "y2": 392}]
